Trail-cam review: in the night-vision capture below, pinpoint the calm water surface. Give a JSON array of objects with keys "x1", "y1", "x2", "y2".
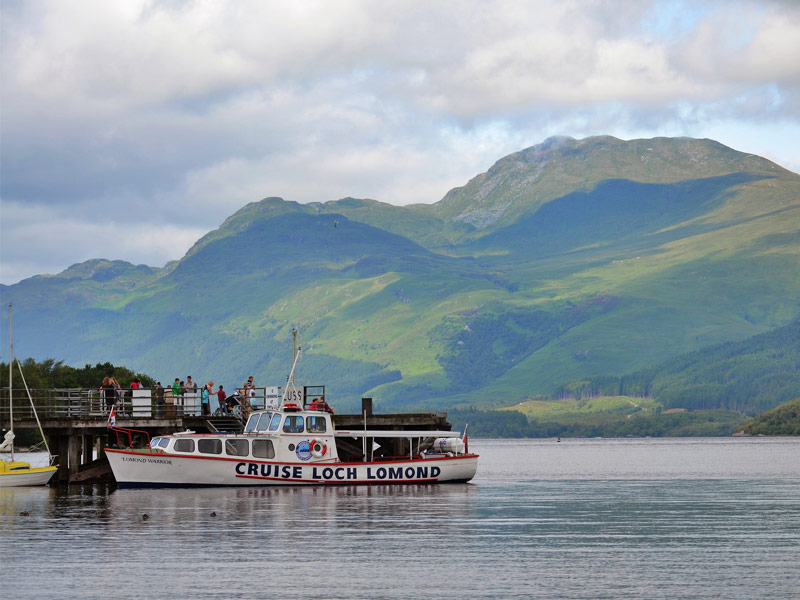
[{"x1": 2, "y1": 438, "x2": 799, "y2": 599}]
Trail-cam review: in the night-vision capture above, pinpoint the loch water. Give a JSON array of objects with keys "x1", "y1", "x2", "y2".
[{"x1": 2, "y1": 438, "x2": 800, "y2": 599}]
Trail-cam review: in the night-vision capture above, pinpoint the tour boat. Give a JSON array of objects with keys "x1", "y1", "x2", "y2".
[
  {"x1": 1, "y1": 304, "x2": 57, "y2": 487},
  {"x1": 106, "y1": 338, "x2": 477, "y2": 487},
  {"x1": 105, "y1": 401, "x2": 477, "y2": 487}
]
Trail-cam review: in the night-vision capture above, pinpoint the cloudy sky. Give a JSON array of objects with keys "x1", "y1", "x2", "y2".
[{"x1": 1, "y1": 0, "x2": 799, "y2": 285}]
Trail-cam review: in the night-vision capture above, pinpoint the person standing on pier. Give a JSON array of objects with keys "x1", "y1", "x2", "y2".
[
  {"x1": 217, "y1": 385, "x2": 227, "y2": 415},
  {"x1": 246, "y1": 376, "x2": 257, "y2": 409},
  {"x1": 186, "y1": 376, "x2": 198, "y2": 415},
  {"x1": 111, "y1": 377, "x2": 122, "y2": 402},
  {"x1": 201, "y1": 381, "x2": 213, "y2": 416},
  {"x1": 101, "y1": 376, "x2": 116, "y2": 414},
  {"x1": 171, "y1": 378, "x2": 181, "y2": 416},
  {"x1": 155, "y1": 382, "x2": 165, "y2": 417}
]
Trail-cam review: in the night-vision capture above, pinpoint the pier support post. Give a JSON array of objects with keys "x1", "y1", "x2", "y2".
[
  {"x1": 83, "y1": 434, "x2": 93, "y2": 465},
  {"x1": 57, "y1": 435, "x2": 70, "y2": 482},
  {"x1": 68, "y1": 435, "x2": 81, "y2": 475},
  {"x1": 96, "y1": 436, "x2": 106, "y2": 459}
]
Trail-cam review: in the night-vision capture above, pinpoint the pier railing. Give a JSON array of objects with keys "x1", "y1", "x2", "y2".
[{"x1": 0, "y1": 387, "x2": 279, "y2": 421}]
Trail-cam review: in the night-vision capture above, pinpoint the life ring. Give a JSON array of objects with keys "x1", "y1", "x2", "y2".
[{"x1": 310, "y1": 439, "x2": 327, "y2": 458}]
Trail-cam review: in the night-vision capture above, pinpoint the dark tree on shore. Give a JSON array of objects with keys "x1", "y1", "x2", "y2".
[{"x1": 0, "y1": 358, "x2": 155, "y2": 389}]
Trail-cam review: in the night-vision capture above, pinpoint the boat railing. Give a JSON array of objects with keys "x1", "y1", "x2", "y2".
[{"x1": 109, "y1": 426, "x2": 151, "y2": 449}]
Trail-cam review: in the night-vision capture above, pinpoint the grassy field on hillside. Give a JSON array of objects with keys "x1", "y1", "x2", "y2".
[{"x1": 507, "y1": 395, "x2": 661, "y2": 420}]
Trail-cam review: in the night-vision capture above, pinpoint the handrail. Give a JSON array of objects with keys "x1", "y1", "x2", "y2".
[
  {"x1": 0, "y1": 387, "x2": 277, "y2": 421},
  {"x1": 0, "y1": 385, "x2": 325, "y2": 422}
]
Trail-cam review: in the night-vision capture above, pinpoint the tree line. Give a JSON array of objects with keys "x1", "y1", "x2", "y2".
[
  {"x1": 448, "y1": 407, "x2": 748, "y2": 438},
  {"x1": 0, "y1": 358, "x2": 155, "y2": 390}
]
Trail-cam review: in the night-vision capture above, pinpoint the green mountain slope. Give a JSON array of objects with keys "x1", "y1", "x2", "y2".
[
  {"x1": 550, "y1": 320, "x2": 800, "y2": 415},
  {"x1": 1, "y1": 136, "x2": 799, "y2": 416}
]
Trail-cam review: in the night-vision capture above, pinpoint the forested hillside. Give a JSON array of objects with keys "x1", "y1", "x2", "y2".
[
  {"x1": 736, "y1": 397, "x2": 800, "y2": 436},
  {"x1": 449, "y1": 407, "x2": 747, "y2": 438},
  {"x1": 552, "y1": 321, "x2": 800, "y2": 415}
]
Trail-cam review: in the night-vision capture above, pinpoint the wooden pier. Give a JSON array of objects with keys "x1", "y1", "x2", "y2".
[{"x1": 3, "y1": 390, "x2": 450, "y2": 484}]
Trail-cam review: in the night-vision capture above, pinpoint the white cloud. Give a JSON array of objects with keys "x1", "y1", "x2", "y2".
[
  {"x1": 674, "y1": 6, "x2": 800, "y2": 86},
  {"x1": 0, "y1": 200, "x2": 205, "y2": 283},
  {"x1": 1, "y1": 0, "x2": 799, "y2": 284}
]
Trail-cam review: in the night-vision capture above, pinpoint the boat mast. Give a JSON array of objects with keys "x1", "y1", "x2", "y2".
[
  {"x1": 281, "y1": 329, "x2": 302, "y2": 404},
  {"x1": 8, "y1": 304, "x2": 14, "y2": 462},
  {"x1": 291, "y1": 329, "x2": 296, "y2": 386}
]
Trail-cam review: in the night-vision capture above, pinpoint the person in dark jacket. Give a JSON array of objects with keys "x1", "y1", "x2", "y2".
[
  {"x1": 101, "y1": 376, "x2": 116, "y2": 413},
  {"x1": 155, "y1": 382, "x2": 165, "y2": 417}
]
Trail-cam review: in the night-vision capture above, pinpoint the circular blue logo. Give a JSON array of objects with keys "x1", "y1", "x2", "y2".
[{"x1": 295, "y1": 440, "x2": 312, "y2": 461}]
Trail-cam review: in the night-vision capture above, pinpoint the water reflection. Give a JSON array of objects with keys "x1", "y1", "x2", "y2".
[{"x1": 106, "y1": 483, "x2": 477, "y2": 536}]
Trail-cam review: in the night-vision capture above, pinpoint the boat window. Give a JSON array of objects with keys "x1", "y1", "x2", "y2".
[
  {"x1": 283, "y1": 415, "x2": 304, "y2": 433},
  {"x1": 306, "y1": 416, "x2": 327, "y2": 433},
  {"x1": 252, "y1": 439, "x2": 275, "y2": 459},
  {"x1": 150, "y1": 437, "x2": 162, "y2": 449},
  {"x1": 256, "y1": 412, "x2": 273, "y2": 431},
  {"x1": 269, "y1": 413, "x2": 281, "y2": 431},
  {"x1": 244, "y1": 414, "x2": 259, "y2": 433},
  {"x1": 198, "y1": 438, "x2": 222, "y2": 454},
  {"x1": 174, "y1": 438, "x2": 195, "y2": 453},
  {"x1": 158, "y1": 438, "x2": 170, "y2": 448},
  {"x1": 225, "y1": 439, "x2": 249, "y2": 456}
]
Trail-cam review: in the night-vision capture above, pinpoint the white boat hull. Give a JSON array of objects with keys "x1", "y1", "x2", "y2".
[
  {"x1": 0, "y1": 467, "x2": 57, "y2": 487},
  {"x1": 106, "y1": 449, "x2": 477, "y2": 487}
]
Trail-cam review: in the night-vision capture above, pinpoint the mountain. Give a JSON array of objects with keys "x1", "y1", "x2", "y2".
[
  {"x1": 2, "y1": 136, "x2": 799, "y2": 415},
  {"x1": 426, "y1": 136, "x2": 790, "y2": 243}
]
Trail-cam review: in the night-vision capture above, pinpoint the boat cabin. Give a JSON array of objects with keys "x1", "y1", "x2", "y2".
[
  {"x1": 147, "y1": 403, "x2": 467, "y2": 465},
  {"x1": 149, "y1": 407, "x2": 337, "y2": 464}
]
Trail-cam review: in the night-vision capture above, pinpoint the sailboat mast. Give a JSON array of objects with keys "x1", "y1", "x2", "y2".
[{"x1": 8, "y1": 304, "x2": 14, "y2": 462}]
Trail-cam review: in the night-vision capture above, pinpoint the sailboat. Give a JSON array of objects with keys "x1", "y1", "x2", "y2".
[{"x1": 0, "y1": 304, "x2": 57, "y2": 487}]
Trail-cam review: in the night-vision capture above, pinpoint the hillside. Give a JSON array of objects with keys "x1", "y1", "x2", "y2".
[
  {"x1": 552, "y1": 320, "x2": 800, "y2": 415},
  {"x1": 448, "y1": 405, "x2": 748, "y2": 438},
  {"x1": 1, "y1": 135, "x2": 799, "y2": 416},
  {"x1": 735, "y1": 397, "x2": 800, "y2": 436}
]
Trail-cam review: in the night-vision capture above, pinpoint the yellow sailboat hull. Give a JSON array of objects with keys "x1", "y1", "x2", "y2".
[{"x1": 0, "y1": 461, "x2": 57, "y2": 487}]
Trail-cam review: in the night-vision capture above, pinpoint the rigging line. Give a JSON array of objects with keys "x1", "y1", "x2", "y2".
[{"x1": 15, "y1": 358, "x2": 54, "y2": 463}]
